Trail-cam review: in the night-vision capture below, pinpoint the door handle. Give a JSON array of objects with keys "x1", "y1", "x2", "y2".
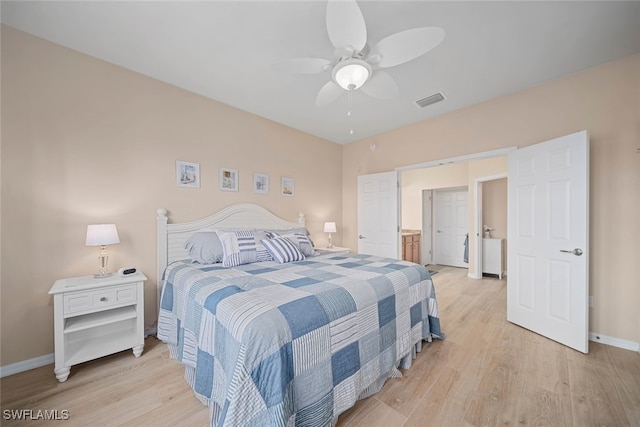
[
  {"x1": 358, "y1": 235, "x2": 366, "y2": 239},
  {"x1": 437, "y1": 230, "x2": 442, "y2": 233},
  {"x1": 560, "y1": 248, "x2": 583, "y2": 256}
]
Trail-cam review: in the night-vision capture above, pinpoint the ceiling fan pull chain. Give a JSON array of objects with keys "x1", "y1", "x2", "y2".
[{"x1": 348, "y1": 91, "x2": 354, "y2": 135}]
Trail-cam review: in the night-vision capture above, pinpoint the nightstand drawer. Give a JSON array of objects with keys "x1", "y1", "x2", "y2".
[{"x1": 63, "y1": 284, "x2": 138, "y2": 315}]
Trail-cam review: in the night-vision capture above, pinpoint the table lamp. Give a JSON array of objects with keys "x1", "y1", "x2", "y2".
[
  {"x1": 86, "y1": 224, "x2": 120, "y2": 278},
  {"x1": 324, "y1": 221, "x2": 336, "y2": 249}
]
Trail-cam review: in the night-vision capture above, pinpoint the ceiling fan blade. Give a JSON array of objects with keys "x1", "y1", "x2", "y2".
[
  {"x1": 271, "y1": 58, "x2": 331, "y2": 74},
  {"x1": 326, "y1": 0, "x2": 367, "y2": 53},
  {"x1": 371, "y1": 27, "x2": 445, "y2": 68},
  {"x1": 316, "y1": 80, "x2": 344, "y2": 107},
  {"x1": 360, "y1": 71, "x2": 398, "y2": 100}
]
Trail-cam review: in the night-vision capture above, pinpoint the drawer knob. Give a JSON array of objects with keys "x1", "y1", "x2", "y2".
[{"x1": 100, "y1": 297, "x2": 108, "y2": 302}]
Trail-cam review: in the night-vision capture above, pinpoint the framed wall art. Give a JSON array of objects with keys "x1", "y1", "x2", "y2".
[
  {"x1": 176, "y1": 161, "x2": 200, "y2": 188},
  {"x1": 281, "y1": 177, "x2": 294, "y2": 196},
  {"x1": 219, "y1": 168, "x2": 238, "y2": 192},
  {"x1": 253, "y1": 173, "x2": 269, "y2": 194}
]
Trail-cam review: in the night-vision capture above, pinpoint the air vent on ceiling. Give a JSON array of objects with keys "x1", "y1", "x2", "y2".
[{"x1": 414, "y1": 92, "x2": 445, "y2": 108}]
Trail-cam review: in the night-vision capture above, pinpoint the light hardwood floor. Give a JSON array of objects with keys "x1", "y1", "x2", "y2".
[{"x1": 2, "y1": 266, "x2": 639, "y2": 426}]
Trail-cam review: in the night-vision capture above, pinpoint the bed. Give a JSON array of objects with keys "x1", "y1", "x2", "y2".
[{"x1": 156, "y1": 204, "x2": 443, "y2": 427}]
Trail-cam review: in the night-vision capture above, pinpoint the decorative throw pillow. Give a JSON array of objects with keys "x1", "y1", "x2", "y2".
[
  {"x1": 216, "y1": 230, "x2": 273, "y2": 267},
  {"x1": 286, "y1": 233, "x2": 315, "y2": 257},
  {"x1": 264, "y1": 227, "x2": 311, "y2": 239},
  {"x1": 268, "y1": 231, "x2": 315, "y2": 257},
  {"x1": 261, "y1": 237, "x2": 305, "y2": 264},
  {"x1": 184, "y1": 232, "x2": 224, "y2": 264}
]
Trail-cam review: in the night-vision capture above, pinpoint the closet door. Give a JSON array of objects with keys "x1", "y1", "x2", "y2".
[{"x1": 434, "y1": 188, "x2": 468, "y2": 268}]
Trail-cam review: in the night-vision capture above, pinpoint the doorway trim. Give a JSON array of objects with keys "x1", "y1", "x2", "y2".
[
  {"x1": 396, "y1": 147, "x2": 517, "y2": 172},
  {"x1": 421, "y1": 189, "x2": 433, "y2": 265},
  {"x1": 471, "y1": 173, "x2": 507, "y2": 279}
]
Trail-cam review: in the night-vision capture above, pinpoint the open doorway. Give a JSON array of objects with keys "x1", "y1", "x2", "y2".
[
  {"x1": 399, "y1": 150, "x2": 510, "y2": 277},
  {"x1": 473, "y1": 175, "x2": 508, "y2": 279}
]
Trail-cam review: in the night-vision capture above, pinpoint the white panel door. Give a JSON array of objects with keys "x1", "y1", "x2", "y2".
[
  {"x1": 507, "y1": 130, "x2": 589, "y2": 353},
  {"x1": 434, "y1": 189, "x2": 468, "y2": 268},
  {"x1": 357, "y1": 171, "x2": 399, "y2": 258}
]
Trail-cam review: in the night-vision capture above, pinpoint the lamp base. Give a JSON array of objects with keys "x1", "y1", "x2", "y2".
[{"x1": 95, "y1": 248, "x2": 112, "y2": 279}]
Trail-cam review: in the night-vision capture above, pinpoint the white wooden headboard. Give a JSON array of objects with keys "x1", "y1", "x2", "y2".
[{"x1": 156, "y1": 203, "x2": 305, "y2": 308}]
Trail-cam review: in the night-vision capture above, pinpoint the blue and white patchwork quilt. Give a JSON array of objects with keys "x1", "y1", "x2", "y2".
[{"x1": 157, "y1": 253, "x2": 443, "y2": 427}]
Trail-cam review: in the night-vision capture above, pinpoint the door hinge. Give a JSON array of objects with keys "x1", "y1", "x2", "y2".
[{"x1": 397, "y1": 225, "x2": 400, "y2": 232}]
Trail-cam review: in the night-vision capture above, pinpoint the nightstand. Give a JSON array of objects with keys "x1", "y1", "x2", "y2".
[
  {"x1": 48, "y1": 272, "x2": 146, "y2": 382},
  {"x1": 317, "y1": 246, "x2": 350, "y2": 255}
]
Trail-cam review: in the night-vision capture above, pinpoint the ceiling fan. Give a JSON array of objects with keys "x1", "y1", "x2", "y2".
[{"x1": 272, "y1": 0, "x2": 445, "y2": 107}]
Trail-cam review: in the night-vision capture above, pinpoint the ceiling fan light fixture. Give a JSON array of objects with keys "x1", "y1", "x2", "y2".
[{"x1": 332, "y1": 58, "x2": 371, "y2": 91}]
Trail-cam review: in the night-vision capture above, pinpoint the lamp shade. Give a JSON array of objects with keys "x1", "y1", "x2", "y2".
[
  {"x1": 85, "y1": 224, "x2": 120, "y2": 246},
  {"x1": 323, "y1": 222, "x2": 337, "y2": 233}
]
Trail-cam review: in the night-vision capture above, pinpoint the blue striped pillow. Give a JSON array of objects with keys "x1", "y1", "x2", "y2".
[
  {"x1": 268, "y1": 232, "x2": 315, "y2": 257},
  {"x1": 216, "y1": 230, "x2": 273, "y2": 267},
  {"x1": 261, "y1": 237, "x2": 305, "y2": 264}
]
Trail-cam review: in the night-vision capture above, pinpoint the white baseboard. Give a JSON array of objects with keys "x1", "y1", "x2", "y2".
[
  {"x1": 589, "y1": 332, "x2": 640, "y2": 352},
  {"x1": 0, "y1": 353, "x2": 54, "y2": 378}
]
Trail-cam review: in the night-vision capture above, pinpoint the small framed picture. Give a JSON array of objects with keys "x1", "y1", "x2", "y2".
[
  {"x1": 176, "y1": 161, "x2": 200, "y2": 188},
  {"x1": 219, "y1": 168, "x2": 238, "y2": 192},
  {"x1": 253, "y1": 173, "x2": 269, "y2": 194},
  {"x1": 281, "y1": 177, "x2": 294, "y2": 196}
]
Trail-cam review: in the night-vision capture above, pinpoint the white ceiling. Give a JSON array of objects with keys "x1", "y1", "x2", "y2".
[{"x1": 2, "y1": 1, "x2": 640, "y2": 144}]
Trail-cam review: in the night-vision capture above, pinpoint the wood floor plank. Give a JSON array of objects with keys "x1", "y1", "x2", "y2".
[
  {"x1": 516, "y1": 383, "x2": 570, "y2": 426},
  {"x1": 404, "y1": 365, "x2": 474, "y2": 427},
  {"x1": 462, "y1": 324, "x2": 529, "y2": 426},
  {"x1": 522, "y1": 332, "x2": 571, "y2": 395},
  {"x1": 567, "y1": 346, "x2": 634, "y2": 426},
  {"x1": 339, "y1": 397, "x2": 407, "y2": 427},
  {"x1": 606, "y1": 345, "x2": 640, "y2": 423},
  {"x1": 119, "y1": 392, "x2": 209, "y2": 427},
  {"x1": 2, "y1": 266, "x2": 639, "y2": 427},
  {"x1": 375, "y1": 340, "x2": 447, "y2": 416}
]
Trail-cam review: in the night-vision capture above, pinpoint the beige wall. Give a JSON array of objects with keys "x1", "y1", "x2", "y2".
[
  {"x1": 482, "y1": 178, "x2": 507, "y2": 240},
  {"x1": 401, "y1": 162, "x2": 468, "y2": 229},
  {"x1": 344, "y1": 54, "x2": 640, "y2": 345},
  {"x1": 0, "y1": 27, "x2": 343, "y2": 365}
]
